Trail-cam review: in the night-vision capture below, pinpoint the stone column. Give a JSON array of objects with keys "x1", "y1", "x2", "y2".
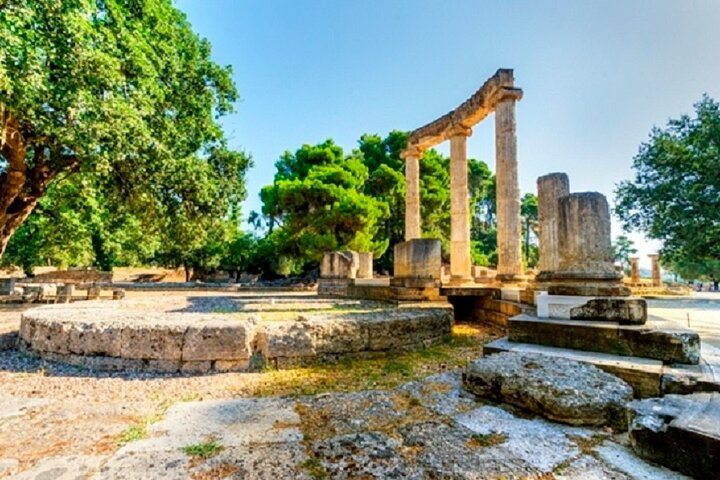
[
  {"x1": 549, "y1": 192, "x2": 629, "y2": 296},
  {"x1": 630, "y1": 256, "x2": 640, "y2": 284},
  {"x1": 648, "y1": 254, "x2": 662, "y2": 287},
  {"x1": 537, "y1": 173, "x2": 570, "y2": 274},
  {"x1": 403, "y1": 147, "x2": 422, "y2": 241},
  {"x1": 449, "y1": 126, "x2": 472, "y2": 283},
  {"x1": 495, "y1": 90, "x2": 524, "y2": 282}
]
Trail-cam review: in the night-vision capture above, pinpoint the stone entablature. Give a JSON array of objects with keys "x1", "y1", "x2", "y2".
[{"x1": 404, "y1": 69, "x2": 521, "y2": 151}]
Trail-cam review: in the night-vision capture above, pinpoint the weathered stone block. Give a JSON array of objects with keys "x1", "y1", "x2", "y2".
[
  {"x1": 617, "y1": 328, "x2": 700, "y2": 365},
  {"x1": 86, "y1": 285, "x2": 101, "y2": 300},
  {"x1": 569, "y1": 298, "x2": 647, "y2": 325},
  {"x1": 182, "y1": 318, "x2": 254, "y2": 361},
  {"x1": 310, "y1": 318, "x2": 368, "y2": 354},
  {"x1": 628, "y1": 393, "x2": 720, "y2": 479},
  {"x1": 120, "y1": 324, "x2": 186, "y2": 360},
  {"x1": 464, "y1": 352, "x2": 633, "y2": 430},
  {"x1": 214, "y1": 359, "x2": 250, "y2": 372},
  {"x1": 26, "y1": 318, "x2": 71, "y2": 354},
  {"x1": 367, "y1": 311, "x2": 451, "y2": 351},
  {"x1": 0, "y1": 278, "x2": 16, "y2": 295},
  {"x1": 67, "y1": 321, "x2": 123, "y2": 357},
  {"x1": 180, "y1": 361, "x2": 212, "y2": 373},
  {"x1": 256, "y1": 322, "x2": 315, "y2": 359},
  {"x1": 320, "y1": 251, "x2": 359, "y2": 279},
  {"x1": 357, "y1": 252, "x2": 373, "y2": 279},
  {"x1": 508, "y1": 316, "x2": 621, "y2": 355},
  {"x1": 393, "y1": 239, "x2": 441, "y2": 279},
  {"x1": 56, "y1": 284, "x2": 74, "y2": 303},
  {"x1": 113, "y1": 289, "x2": 125, "y2": 300}
]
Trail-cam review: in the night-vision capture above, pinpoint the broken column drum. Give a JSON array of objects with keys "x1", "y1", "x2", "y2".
[
  {"x1": 549, "y1": 192, "x2": 630, "y2": 296},
  {"x1": 536, "y1": 173, "x2": 570, "y2": 277},
  {"x1": 630, "y1": 256, "x2": 640, "y2": 284}
]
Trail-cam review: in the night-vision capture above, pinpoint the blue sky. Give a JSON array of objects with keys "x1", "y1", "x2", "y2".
[{"x1": 176, "y1": 0, "x2": 720, "y2": 269}]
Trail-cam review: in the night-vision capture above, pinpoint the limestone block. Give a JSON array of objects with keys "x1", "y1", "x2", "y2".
[
  {"x1": 569, "y1": 298, "x2": 647, "y2": 325},
  {"x1": 67, "y1": 321, "x2": 123, "y2": 357},
  {"x1": 26, "y1": 318, "x2": 71, "y2": 354},
  {"x1": 182, "y1": 318, "x2": 254, "y2": 361},
  {"x1": 463, "y1": 352, "x2": 633, "y2": 430},
  {"x1": 357, "y1": 252, "x2": 373, "y2": 279},
  {"x1": 617, "y1": 328, "x2": 700, "y2": 365},
  {"x1": 309, "y1": 318, "x2": 368, "y2": 354},
  {"x1": 120, "y1": 323, "x2": 186, "y2": 360},
  {"x1": 113, "y1": 289, "x2": 126, "y2": 300},
  {"x1": 180, "y1": 361, "x2": 212, "y2": 373},
  {"x1": 0, "y1": 278, "x2": 15, "y2": 295},
  {"x1": 256, "y1": 322, "x2": 315, "y2": 359},
  {"x1": 86, "y1": 285, "x2": 101, "y2": 300},
  {"x1": 320, "y1": 251, "x2": 359, "y2": 279},
  {"x1": 56, "y1": 284, "x2": 74, "y2": 303},
  {"x1": 393, "y1": 239, "x2": 441, "y2": 279},
  {"x1": 628, "y1": 393, "x2": 720, "y2": 479},
  {"x1": 367, "y1": 311, "x2": 451, "y2": 351},
  {"x1": 146, "y1": 359, "x2": 182, "y2": 373},
  {"x1": 214, "y1": 359, "x2": 251, "y2": 372}
]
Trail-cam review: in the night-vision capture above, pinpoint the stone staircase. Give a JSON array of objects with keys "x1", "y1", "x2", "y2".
[
  {"x1": 484, "y1": 314, "x2": 719, "y2": 398},
  {"x1": 483, "y1": 313, "x2": 720, "y2": 478}
]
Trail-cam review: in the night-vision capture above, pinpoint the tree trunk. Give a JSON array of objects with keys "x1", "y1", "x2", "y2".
[{"x1": 0, "y1": 113, "x2": 58, "y2": 258}]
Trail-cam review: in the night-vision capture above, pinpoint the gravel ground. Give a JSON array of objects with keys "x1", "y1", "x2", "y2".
[{"x1": 0, "y1": 291, "x2": 713, "y2": 478}]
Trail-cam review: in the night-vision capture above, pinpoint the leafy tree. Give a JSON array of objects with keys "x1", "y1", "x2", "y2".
[
  {"x1": 257, "y1": 140, "x2": 389, "y2": 273},
  {"x1": 0, "y1": 0, "x2": 241, "y2": 257},
  {"x1": 615, "y1": 96, "x2": 720, "y2": 278},
  {"x1": 357, "y1": 132, "x2": 407, "y2": 272},
  {"x1": 612, "y1": 235, "x2": 637, "y2": 274}
]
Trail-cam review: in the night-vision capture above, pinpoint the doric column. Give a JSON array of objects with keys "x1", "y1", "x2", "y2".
[
  {"x1": 630, "y1": 256, "x2": 640, "y2": 283},
  {"x1": 402, "y1": 147, "x2": 422, "y2": 241},
  {"x1": 449, "y1": 125, "x2": 472, "y2": 282},
  {"x1": 648, "y1": 254, "x2": 662, "y2": 287},
  {"x1": 495, "y1": 88, "x2": 524, "y2": 281},
  {"x1": 537, "y1": 173, "x2": 570, "y2": 274}
]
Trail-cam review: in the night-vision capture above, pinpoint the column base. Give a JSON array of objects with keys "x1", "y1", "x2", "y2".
[{"x1": 446, "y1": 275, "x2": 474, "y2": 286}]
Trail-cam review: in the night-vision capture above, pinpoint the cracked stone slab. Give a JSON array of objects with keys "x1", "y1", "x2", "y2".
[
  {"x1": 464, "y1": 352, "x2": 633, "y2": 429},
  {"x1": 0, "y1": 395, "x2": 49, "y2": 421},
  {"x1": 120, "y1": 397, "x2": 302, "y2": 454},
  {"x1": 12, "y1": 455, "x2": 105, "y2": 480},
  {"x1": 455, "y1": 405, "x2": 587, "y2": 472}
]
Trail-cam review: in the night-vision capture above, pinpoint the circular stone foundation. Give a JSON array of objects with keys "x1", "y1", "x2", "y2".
[{"x1": 18, "y1": 295, "x2": 453, "y2": 373}]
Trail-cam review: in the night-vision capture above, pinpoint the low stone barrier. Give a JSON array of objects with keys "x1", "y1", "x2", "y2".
[{"x1": 18, "y1": 299, "x2": 453, "y2": 373}]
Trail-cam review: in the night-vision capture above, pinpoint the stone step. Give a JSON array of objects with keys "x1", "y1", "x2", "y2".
[
  {"x1": 484, "y1": 338, "x2": 720, "y2": 399},
  {"x1": 628, "y1": 393, "x2": 720, "y2": 479},
  {"x1": 508, "y1": 314, "x2": 700, "y2": 364}
]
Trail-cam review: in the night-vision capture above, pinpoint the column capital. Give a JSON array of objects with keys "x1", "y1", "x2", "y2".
[
  {"x1": 400, "y1": 145, "x2": 424, "y2": 160},
  {"x1": 494, "y1": 86, "x2": 523, "y2": 105},
  {"x1": 447, "y1": 124, "x2": 472, "y2": 138},
  {"x1": 647, "y1": 253, "x2": 660, "y2": 259}
]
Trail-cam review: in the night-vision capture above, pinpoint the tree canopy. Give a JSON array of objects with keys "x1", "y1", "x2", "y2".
[
  {"x1": 615, "y1": 95, "x2": 720, "y2": 279},
  {"x1": 0, "y1": 0, "x2": 247, "y2": 257}
]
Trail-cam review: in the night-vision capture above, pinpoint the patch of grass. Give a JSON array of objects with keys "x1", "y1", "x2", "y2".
[
  {"x1": 118, "y1": 424, "x2": 147, "y2": 445},
  {"x1": 466, "y1": 431, "x2": 507, "y2": 448},
  {"x1": 117, "y1": 401, "x2": 173, "y2": 446},
  {"x1": 181, "y1": 438, "x2": 223, "y2": 459},
  {"x1": 298, "y1": 457, "x2": 328, "y2": 480},
  {"x1": 246, "y1": 323, "x2": 498, "y2": 398},
  {"x1": 569, "y1": 433, "x2": 607, "y2": 455},
  {"x1": 179, "y1": 392, "x2": 201, "y2": 402}
]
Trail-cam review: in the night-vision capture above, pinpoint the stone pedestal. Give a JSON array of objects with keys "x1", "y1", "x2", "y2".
[
  {"x1": 648, "y1": 254, "x2": 662, "y2": 287},
  {"x1": 536, "y1": 173, "x2": 569, "y2": 277},
  {"x1": 56, "y1": 284, "x2": 74, "y2": 303},
  {"x1": 357, "y1": 253, "x2": 373, "y2": 279},
  {"x1": 320, "y1": 251, "x2": 359, "y2": 279},
  {"x1": 495, "y1": 95, "x2": 524, "y2": 282},
  {"x1": 548, "y1": 192, "x2": 629, "y2": 296},
  {"x1": 391, "y1": 239, "x2": 441, "y2": 287},
  {"x1": 630, "y1": 257, "x2": 640, "y2": 284},
  {"x1": 449, "y1": 128, "x2": 472, "y2": 283},
  {"x1": 86, "y1": 285, "x2": 101, "y2": 300},
  {"x1": 113, "y1": 289, "x2": 126, "y2": 300},
  {"x1": 0, "y1": 278, "x2": 15, "y2": 296},
  {"x1": 403, "y1": 149, "x2": 422, "y2": 241}
]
